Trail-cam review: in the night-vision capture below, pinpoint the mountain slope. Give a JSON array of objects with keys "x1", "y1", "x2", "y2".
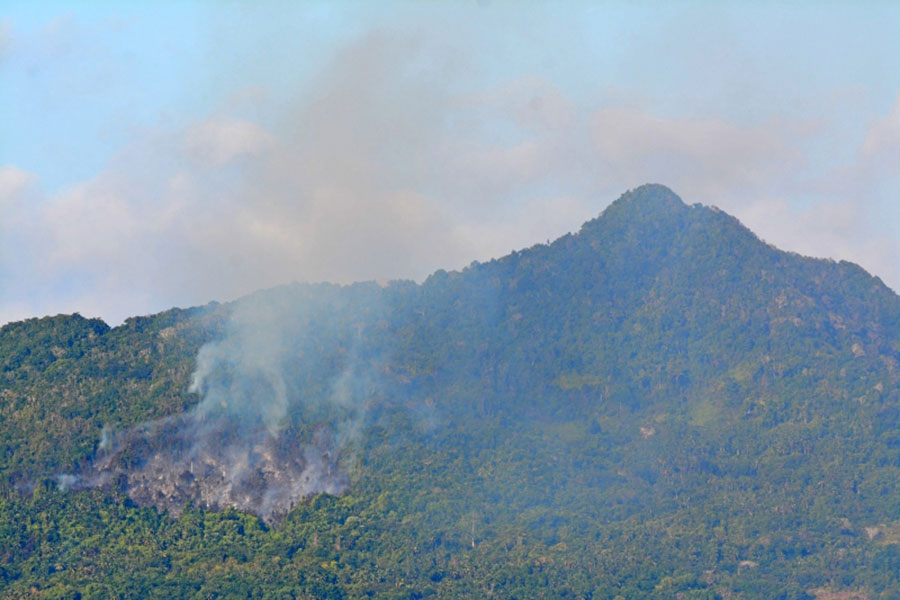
[{"x1": 3, "y1": 184, "x2": 900, "y2": 598}]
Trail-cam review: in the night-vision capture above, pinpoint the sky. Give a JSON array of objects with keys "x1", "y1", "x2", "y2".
[{"x1": 2, "y1": 1, "x2": 900, "y2": 326}]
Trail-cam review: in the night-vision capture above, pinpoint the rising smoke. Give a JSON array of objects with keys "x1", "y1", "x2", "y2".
[{"x1": 66, "y1": 284, "x2": 385, "y2": 522}]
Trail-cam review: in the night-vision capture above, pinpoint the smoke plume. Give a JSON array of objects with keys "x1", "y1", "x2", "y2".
[{"x1": 69, "y1": 284, "x2": 382, "y2": 522}]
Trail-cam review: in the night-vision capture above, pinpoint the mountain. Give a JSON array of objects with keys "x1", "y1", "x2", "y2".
[{"x1": 3, "y1": 184, "x2": 900, "y2": 598}]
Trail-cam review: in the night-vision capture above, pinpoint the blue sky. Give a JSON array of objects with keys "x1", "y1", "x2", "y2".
[{"x1": 2, "y1": 1, "x2": 900, "y2": 325}]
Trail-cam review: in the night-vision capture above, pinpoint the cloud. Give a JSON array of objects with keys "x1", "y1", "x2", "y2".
[
  {"x1": 591, "y1": 108, "x2": 807, "y2": 201},
  {"x1": 731, "y1": 192, "x2": 899, "y2": 292},
  {"x1": 184, "y1": 118, "x2": 275, "y2": 167},
  {"x1": 857, "y1": 91, "x2": 900, "y2": 209},
  {"x1": 3, "y1": 20, "x2": 899, "y2": 326},
  {"x1": 0, "y1": 19, "x2": 9, "y2": 59},
  {"x1": 0, "y1": 165, "x2": 35, "y2": 212},
  {"x1": 0, "y1": 32, "x2": 477, "y2": 324},
  {"x1": 0, "y1": 166, "x2": 44, "y2": 324},
  {"x1": 716, "y1": 93, "x2": 900, "y2": 294},
  {"x1": 861, "y1": 92, "x2": 900, "y2": 160}
]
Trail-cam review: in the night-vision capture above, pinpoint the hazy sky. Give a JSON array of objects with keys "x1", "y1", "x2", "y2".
[{"x1": 2, "y1": 1, "x2": 900, "y2": 326}]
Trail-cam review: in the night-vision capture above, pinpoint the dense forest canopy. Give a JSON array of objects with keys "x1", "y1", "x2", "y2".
[{"x1": 3, "y1": 185, "x2": 900, "y2": 599}]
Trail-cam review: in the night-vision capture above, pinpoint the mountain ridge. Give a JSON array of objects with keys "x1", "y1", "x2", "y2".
[
  {"x1": 4, "y1": 183, "x2": 894, "y2": 335},
  {"x1": 3, "y1": 184, "x2": 900, "y2": 598}
]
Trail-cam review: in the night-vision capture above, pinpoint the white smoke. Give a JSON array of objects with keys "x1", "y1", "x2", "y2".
[{"x1": 72, "y1": 285, "x2": 381, "y2": 522}]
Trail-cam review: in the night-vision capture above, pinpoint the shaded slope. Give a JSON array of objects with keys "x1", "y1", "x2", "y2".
[{"x1": 399, "y1": 183, "x2": 900, "y2": 424}]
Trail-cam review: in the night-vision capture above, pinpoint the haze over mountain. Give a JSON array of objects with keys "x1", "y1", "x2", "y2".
[{"x1": 3, "y1": 185, "x2": 900, "y2": 598}]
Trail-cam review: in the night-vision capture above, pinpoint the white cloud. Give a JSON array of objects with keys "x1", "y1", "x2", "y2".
[
  {"x1": 0, "y1": 165, "x2": 35, "y2": 212},
  {"x1": 591, "y1": 108, "x2": 806, "y2": 201},
  {"x1": 861, "y1": 92, "x2": 900, "y2": 159},
  {"x1": 3, "y1": 23, "x2": 900, "y2": 326},
  {"x1": 0, "y1": 32, "x2": 479, "y2": 324},
  {"x1": 734, "y1": 192, "x2": 899, "y2": 290},
  {"x1": 713, "y1": 93, "x2": 900, "y2": 294},
  {"x1": 184, "y1": 118, "x2": 276, "y2": 167},
  {"x1": 455, "y1": 194, "x2": 592, "y2": 260},
  {"x1": 0, "y1": 19, "x2": 10, "y2": 59}
]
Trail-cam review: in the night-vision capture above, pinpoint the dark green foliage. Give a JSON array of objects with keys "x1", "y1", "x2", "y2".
[
  {"x1": 0, "y1": 305, "x2": 226, "y2": 482},
  {"x1": 3, "y1": 184, "x2": 900, "y2": 598}
]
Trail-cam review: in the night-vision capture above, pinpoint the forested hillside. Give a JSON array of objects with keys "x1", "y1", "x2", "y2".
[{"x1": 3, "y1": 185, "x2": 900, "y2": 599}]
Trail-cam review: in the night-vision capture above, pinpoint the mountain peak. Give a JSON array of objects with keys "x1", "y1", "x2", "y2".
[
  {"x1": 578, "y1": 183, "x2": 689, "y2": 240},
  {"x1": 609, "y1": 183, "x2": 686, "y2": 214}
]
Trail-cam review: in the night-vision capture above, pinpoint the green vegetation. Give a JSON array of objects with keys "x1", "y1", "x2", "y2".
[{"x1": 3, "y1": 185, "x2": 900, "y2": 598}]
